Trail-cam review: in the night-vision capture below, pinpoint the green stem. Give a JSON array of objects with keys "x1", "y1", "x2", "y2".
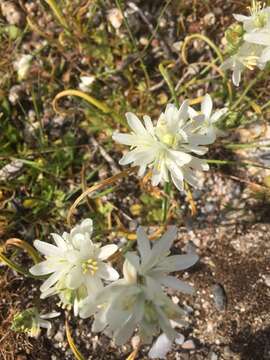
[
  {"x1": 208, "y1": 159, "x2": 270, "y2": 170},
  {"x1": 158, "y1": 64, "x2": 177, "y2": 223},
  {"x1": 162, "y1": 182, "x2": 172, "y2": 224},
  {"x1": 159, "y1": 63, "x2": 178, "y2": 106}
]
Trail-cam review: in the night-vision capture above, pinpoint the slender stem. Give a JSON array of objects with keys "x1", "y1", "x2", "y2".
[
  {"x1": 158, "y1": 64, "x2": 178, "y2": 223},
  {"x1": 208, "y1": 159, "x2": 270, "y2": 170},
  {"x1": 159, "y1": 63, "x2": 178, "y2": 106},
  {"x1": 162, "y1": 182, "x2": 172, "y2": 224},
  {"x1": 115, "y1": 0, "x2": 150, "y2": 89}
]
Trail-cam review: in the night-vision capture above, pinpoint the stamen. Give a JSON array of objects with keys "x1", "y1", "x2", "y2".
[{"x1": 82, "y1": 259, "x2": 99, "y2": 275}]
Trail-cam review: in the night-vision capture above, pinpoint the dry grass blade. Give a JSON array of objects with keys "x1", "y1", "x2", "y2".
[
  {"x1": 53, "y1": 89, "x2": 111, "y2": 115},
  {"x1": 5, "y1": 238, "x2": 41, "y2": 264},
  {"x1": 44, "y1": 0, "x2": 69, "y2": 29},
  {"x1": 181, "y1": 33, "x2": 224, "y2": 65},
  {"x1": 67, "y1": 168, "x2": 137, "y2": 226}
]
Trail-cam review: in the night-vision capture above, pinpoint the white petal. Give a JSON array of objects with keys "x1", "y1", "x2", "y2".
[
  {"x1": 143, "y1": 115, "x2": 155, "y2": 135},
  {"x1": 149, "y1": 333, "x2": 173, "y2": 359},
  {"x1": 123, "y1": 258, "x2": 137, "y2": 284},
  {"x1": 40, "y1": 286, "x2": 58, "y2": 299},
  {"x1": 125, "y1": 252, "x2": 140, "y2": 271},
  {"x1": 98, "y1": 263, "x2": 119, "y2": 281},
  {"x1": 157, "y1": 254, "x2": 199, "y2": 273},
  {"x1": 189, "y1": 157, "x2": 209, "y2": 171},
  {"x1": 260, "y1": 46, "x2": 270, "y2": 63},
  {"x1": 183, "y1": 144, "x2": 208, "y2": 155},
  {"x1": 66, "y1": 266, "x2": 83, "y2": 289},
  {"x1": 183, "y1": 167, "x2": 201, "y2": 188},
  {"x1": 39, "y1": 319, "x2": 51, "y2": 330},
  {"x1": 151, "y1": 168, "x2": 163, "y2": 187},
  {"x1": 34, "y1": 240, "x2": 59, "y2": 257},
  {"x1": 232, "y1": 67, "x2": 241, "y2": 87},
  {"x1": 40, "y1": 271, "x2": 64, "y2": 292},
  {"x1": 210, "y1": 108, "x2": 228, "y2": 123},
  {"x1": 126, "y1": 112, "x2": 146, "y2": 134},
  {"x1": 114, "y1": 314, "x2": 137, "y2": 346},
  {"x1": 30, "y1": 261, "x2": 56, "y2": 276},
  {"x1": 98, "y1": 244, "x2": 118, "y2": 260},
  {"x1": 112, "y1": 133, "x2": 138, "y2": 146},
  {"x1": 136, "y1": 227, "x2": 151, "y2": 262},
  {"x1": 150, "y1": 227, "x2": 177, "y2": 261},
  {"x1": 244, "y1": 32, "x2": 270, "y2": 46},
  {"x1": 233, "y1": 14, "x2": 250, "y2": 22},
  {"x1": 178, "y1": 100, "x2": 189, "y2": 121},
  {"x1": 40, "y1": 312, "x2": 60, "y2": 319},
  {"x1": 168, "y1": 150, "x2": 192, "y2": 166},
  {"x1": 51, "y1": 233, "x2": 67, "y2": 249},
  {"x1": 160, "y1": 276, "x2": 194, "y2": 294},
  {"x1": 201, "y1": 94, "x2": 212, "y2": 120}
]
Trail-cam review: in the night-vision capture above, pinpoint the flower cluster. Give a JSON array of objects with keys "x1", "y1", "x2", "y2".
[
  {"x1": 222, "y1": 1, "x2": 270, "y2": 86},
  {"x1": 30, "y1": 218, "x2": 119, "y2": 315},
  {"x1": 79, "y1": 226, "x2": 198, "y2": 346},
  {"x1": 113, "y1": 94, "x2": 226, "y2": 191},
  {"x1": 31, "y1": 220, "x2": 198, "y2": 349}
]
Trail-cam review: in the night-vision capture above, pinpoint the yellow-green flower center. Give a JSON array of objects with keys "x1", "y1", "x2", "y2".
[
  {"x1": 82, "y1": 259, "x2": 99, "y2": 275},
  {"x1": 249, "y1": 1, "x2": 268, "y2": 28}
]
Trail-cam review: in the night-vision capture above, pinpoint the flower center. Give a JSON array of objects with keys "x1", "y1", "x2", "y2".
[
  {"x1": 161, "y1": 133, "x2": 176, "y2": 147},
  {"x1": 242, "y1": 55, "x2": 258, "y2": 69},
  {"x1": 81, "y1": 259, "x2": 99, "y2": 275},
  {"x1": 249, "y1": 1, "x2": 268, "y2": 28}
]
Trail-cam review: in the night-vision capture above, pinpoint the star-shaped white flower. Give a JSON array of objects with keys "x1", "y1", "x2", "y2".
[
  {"x1": 188, "y1": 94, "x2": 227, "y2": 138},
  {"x1": 125, "y1": 226, "x2": 198, "y2": 295},
  {"x1": 113, "y1": 99, "x2": 216, "y2": 191},
  {"x1": 79, "y1": 226, "x2": 198, "y2": 346},
  {"x1": 30, "y1": 219, "x2": 119, "y2": 306},
  {"x1": 221, "y1": 42, "x2": 262, "y2": 86}
]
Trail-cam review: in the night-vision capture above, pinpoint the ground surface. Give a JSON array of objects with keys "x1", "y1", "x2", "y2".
[{"x1": 0, "y1": 0, "x2": 270, "y2": 359}]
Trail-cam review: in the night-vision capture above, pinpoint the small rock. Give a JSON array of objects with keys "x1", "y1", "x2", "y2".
[
  {"x1": 0, "y1": 159, "x2": 23, "y2": 181},
  {"x1": 209, "y1": 351, "x2": 218, "y2": 360},
  {"x1": 107, "y1": 8, "x2": 123, "y2": 29},
  {"x1": 212, "y1": 283, "x2": 227, "y2": 311},
  {"x1": 204, "y1": 12, "x2": 216, "y2": 27},
  {"x1": 1, "y1": 1, "x2": 25, "y2": 26},
  {"x1": 181, "y1": 339, "x2": 196, "y2": 350},
  {"x1": 54, "y1": 329, "x2": 64, "y2": 343},
  {"x1": 264, "y1": 274, "x2": 270, "y2": 287}
]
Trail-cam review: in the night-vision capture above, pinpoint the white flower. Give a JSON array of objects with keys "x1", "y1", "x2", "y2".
[
  {"x1": 79, "y1": 75, "x2": 95, "y2": 92},
  {"x1": 113, "y1": 100, "x2": 216, "y2": 191},
  {"x1": 30, "y1": 219, "x2": 119, "y2": 308},
  {"x1": 13, "y1": 54, "x2": 32, "y2": 80},
  {"x1": 188, "y1": 94, "x2": 228, "y2": 138},
  {"x1": 223, "y1": 2, "x2": 270, "y2": 85},
  {"x1": 221, "y1": 42, "x2": 262, "y2": 86},
  {"x1": 12, "y1": 308, "x2": 60, "y2": 338},
  {"x1": 234, "y1": 2, "x2": 270, "y2": 33},
  {"x1": 125, "y1": 226, "x2": 198, "y2": 295},
  {"x1": 80, "y1": 226, "x2": 198, "y2": 346}
]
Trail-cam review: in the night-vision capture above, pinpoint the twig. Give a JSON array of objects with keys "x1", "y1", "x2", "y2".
[{"x1": 89, "y1": 137, "x2": 120, "y2": 175}]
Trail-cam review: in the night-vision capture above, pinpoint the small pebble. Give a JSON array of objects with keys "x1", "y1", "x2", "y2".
[
  {"x1": 212, "y1": 283, "x2": 227, "y2": 311},
  {"x1": 181, "y1": 339, "x2": 196, "y2": 350}
]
